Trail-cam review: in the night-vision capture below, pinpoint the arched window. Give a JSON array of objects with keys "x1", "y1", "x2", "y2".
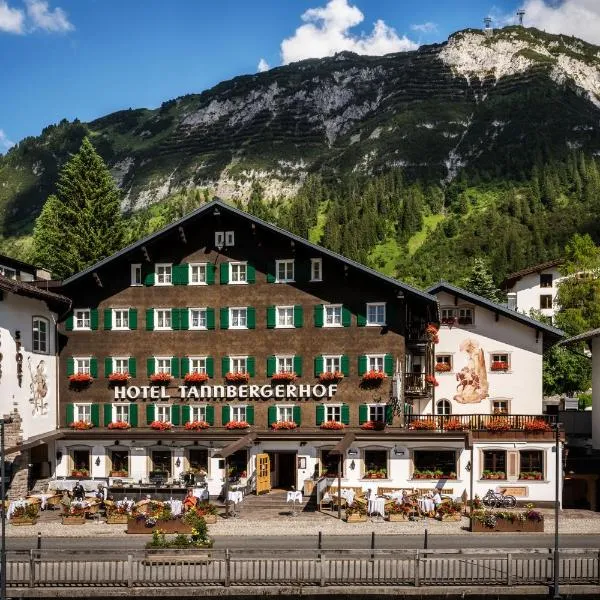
[
  {"x1": 32, "y1": 316, "x2": 49, "y2": 353},
  {"x1": 436, "y1": 399, "x2": 451, "y2": 416}
]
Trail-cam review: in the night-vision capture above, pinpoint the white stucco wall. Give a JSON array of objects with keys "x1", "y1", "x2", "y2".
[
  {"x1": 592, "y1": 338, "x2": 600, "y2": 450},
  {"x1": 508, "y1": 268, "x2": 562, "y2": 320},
  {"x1": 0, "y1": 292, "x2": 58, "y2": 441}
]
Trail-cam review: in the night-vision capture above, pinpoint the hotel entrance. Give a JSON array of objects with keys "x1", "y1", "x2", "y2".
[{"x1": 267, "y1": 451, "x2": 297, "y2": 490}]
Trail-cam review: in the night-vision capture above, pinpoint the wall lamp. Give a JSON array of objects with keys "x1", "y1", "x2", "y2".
[
  {"x1": 349, "y1": 460, "x2": 356, "y2": 471},
  {"x1": 95, "y1": 457, "x2": 101, "y2": 467},
  {"x1": 175, "y1": 458, "x2": 181, "y2": 468},
  {"x1": 465, "y1": 461, "x2": 471, "y2": 472},
  {"x1": 347, "y1": 448, "x2": 359, "y2": 457}
]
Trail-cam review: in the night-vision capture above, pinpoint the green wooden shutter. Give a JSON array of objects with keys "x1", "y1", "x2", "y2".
[
  {"x1": 316, "y1": 405, "x2": 325, "y2": 426},
  {"x1": 341, "y1": 355, "x2": 350, "y2": 377},
  {"x1": 247, "y1": 356, "x2": 255, "y2": 377},
  {"x1": 220, "y1": 307, "x2": 229, "y2": 329},
  {"x1": 171, "y1": 308, "x2": 181, "y2": 331},
  {"x1": 314, "y1": 355, "x2": 323, "y2": 377},
  {"x1": 206, "y1": 263, "x2": 216, "y2": 285},
  {"x1": 359, "y1": 404, "x2": 368, "y2": 425},
  {"x1": 293, "y1": 355, "x2": 303, "y2": 377},
  {"x1": 66, "y1": 403, "x2": 74, "y2": 426},
  {"x1": 220, "y1": 263, "x2": 229, "y2": 284},
  {"x1": 206, "y1": 405, "x2": 215, "y2": 425},
  {"x1": 358, "y1": 355, "x2": 367, "y2": 376},
  {"x1": 386, "y1": 303, "x2": 393, "y2": 327},
  {"x1": 293, "y1": 305, "x2": 303, "y2": 328},
  {"x1": 90, "y1": 309, "x2": 99, "y2": 331},
  {"x1": 91, "y1": 404, "x2": 100, "y2": 427},
  {"x1": 104, "y1": 309, "x2": 112, "y2": 330},
  {"x1": 146, "y1": 404, "x2": 155, "y2": 425},
  {"x1": 221, "y1": 405, "x2": 231, "y2": 425},
  {"x1": 341, "y1": 404, "x2": 350, "y2": 425},
  {"x1": 293, "y1": 405, "x2": 301, "y2": 426},
  {"x1": 342, "y1": 306, "x2": 351, "y2": 327},
  {"x1": 129, "y1": 404, "x2": 138, "y2": 427},
  {"x1": 246, "y1": 406, "x2": 254, "y2": 425},
  {"x1": 128, "y1": 357, "x2": 136, "y2": 377},
  {"x1": 206, "y1": 308, "x2": 216, "y2": 330},
  {"x1": 180, "y1": 308, "x2": 189, "y2": 330},
  {"x1": 144, "y1": 270, "x2": 155, "y2": 286},
  {"x1": 297, "y1": 260, "x2": 310, "y2": 282},
  {"x1": 384, "y1": 354, "x2": 394, "y2": 376},
  {"x1": 247, "y1": 264, "x2": 256, "y2": 284},
  {"x1": 314, "y1": 305, "x2": 323, "y2": 327},
  {"x1": 267, "y1": 356, "x2": 276, "y2": 377},
  {"x1": 206, "y1": 357, "x2": 214, "y2": 378},
  {"x1": 129, "y1": 308, "x2": 138, "y2": 330},
  {"x1": 357, "y1": 306, "x2": 367, "y2": 327},
  {"x1": 104, "y1": 404, "x2": 112, "y2": 427},
  {"x1": 182, "y1": 405, "x2": 190, "y2": 425},
  {"x1": 268, "y1": 406, "x2": 277, "y2": 427},
  {"x1": 171, "y1": 406, "x2": 180, "y2": 426},
  {"x1": 181, "y1": 357, "x2": 190, "y2": 377},
  {"x1": 266, "y1": 306, "x2": 276, "y2": 329},
  {"x1": 171, "y1": 357, "x2": 180, "y2": 378},
  {"x1": 385, "y1": 404, "x2": 394, "y2": 425},
  {"x1": 221, "y1": 357, "x2": 230, "y2": 377},
  {"x1": 146, "y1": 308, "x2": 154, "y2": 331},
  {"x1": 65, "y1": 314, "x2": 73, "y2": 331},
  {"x1": 90, "y1": 358, "x2": 98, "y2": 379},
  {"x1": 147, "y1": 358, "x2": 155, "y2": 377},
  {"x1": 266, "y1": 262, "x2": 276, "y2": 283},
  {"x1": 173, "y1": 264, "x2": 189, "y2": 285},
  {"x1": 247, "y1": 307, "x2": 256, "y2": 329},
  {"x1": 104, "y1": 357, "x2": 113, "y2": 378},
  {"x1": 66, "y1": 358, "x2": 74, "y2": 376}
]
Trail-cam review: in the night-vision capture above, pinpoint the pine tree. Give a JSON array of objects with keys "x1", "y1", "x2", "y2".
[
  {"x1": 32, "y1": 137, "x2": 125, "y2": 278},
  {"x1": 463, "y1": 258, "x2": 502, "y2": 302}
]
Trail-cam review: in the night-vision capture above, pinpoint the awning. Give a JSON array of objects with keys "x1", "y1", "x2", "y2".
[
  {"x1": 5, "y1": 430, "x2": 64, "y2": 455},
  {"x1": 328, "y1": 432, "x2": 355, "y2": 456},
  {"x1": 213, "y1": 432, "x2": 257, "y2": 459}
]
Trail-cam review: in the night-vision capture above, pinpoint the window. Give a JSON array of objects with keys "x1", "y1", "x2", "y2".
[
  {"x1": 231, "y1": 405, "x2": 247, "y2": 422},
  {"x1": 435, "y1": 355, "x2": 452, "y2": 372},
  {"x1": 189, "y1": 263, "x2": 207, "y2": 285},
  {"x1": 325, "y1": 405, "x2": 342, "y2": 422},
  {"x1": 540, "y1": 295, "x2": 553, "y2": 309},
  {"x1": 110, "y1": 449, "x2": 129, "y2": 475},
  {"x1": 113, "y1": 357, "x2": 129, "y2": 374},
  {"x1": 436, "y1": 399, "x2": 452, "y2": 415},
  {"x1": 112, "y1": 309, "x2": 129, "y2": 330},
  {"x1": 491, "y1": 353, "x2": 510, "y2": 371},
  {"x1": 155, "y1": 405, "x2": 171, "y2": 423},
  {"x1": 189, "y1": 357, "x2": 207, "y2": 374},
  {"x1": 155, "y1": 357, "x2": 172, "y2": 375},
  {"x1": 540, "y1": 273, "x2": 553, "y2": 288},
  {"x1": 507, "y1": 293, "x2": 517, "y2": 311},
  {"x1": 190, "y1": 406, "x2": 207, "y2": 422},
  {"x1": 520, "y1": 450, "x2": 544, "y2": 479},
  {"x1": 32, "y1": 317, "x2": 49, "y2": 353},
  {"x1": 230, "y1": 307, "x2": 248, "y2": 329},
  {"x1": 324, "y1": 304, "x2": 342, "y2": 327},
  {"x1": 230, "y1": 357, "x2": 247, "y2": 373},
  {"x1": 230, "y1": 262, "x2": 247, "y2": 284},
  {"x1": 413, "y1": 450, "x2": 457, "y2": 478},
  {"x1": 152, "y1": 450, "x2": 171, "y2": 475},
  {"x1": 72, "y1": 449, "x2": 90, "y2": 473},
  {"x1": 155, "y1": 264, "x2": 172, "y2": 285},
  {"x1": 482, "y1": 450, "x2": 506, "y2": 478},
  {"x1": 74, "y1": 403, "x2": 91, "y2": 422},
  {"x1": 215, "y1": 231, "x2": 235, "y2": 248},
  {"x1": 323, "y1": 355, "x2": 342, "y2": 373},
  {"x1": 440, "y1": 308, "x2": 455, "y2": 323},
  {"x1": 74, "y1": 309, "x2": 91, "y2": 330},
  {"x1": 131, "y1": 264, "x2": 142, "y2": 286},
  {"x1": 320, "y1": 449, "x2": 339, "y2": 477},
  {"x1": 276, "y1": 259, "x2": 294, "y2": 283},
  {"x1": 74, "y1": 358, "x2": 91, "y2": 375},
  {"x1": 458, "y1": 307, "x2": 473, "y2": 325},
  {"x1": 276, "y1": 306, "x2": 294, "y2": 328},
  {"x1": 113, "y1": 404, "x2": 130, "y2": 423},
  {"x1": 276, "y1": 405, "x2": 294, "y2": 422},
  {"x1": 276, "y1": 356, "x2": 294, "y2": 373},
  {"x1": 364, "y1": 450, "x2": 388, "y2": 479},
  {"x1": 189, "y1": 308, "x2": 207, "y2": 330},
  {"x1": 155, "y1": 309, "x2": 172, "y2": 330},
  {"x1": 367, "y1": 355, "x2": 385, "y2": 372},
  {"x1": 311, "y1": 258, "x2": 322, "y2": 282},
  {"x1": 491, "y1": 399, "x2": 510, "y2": 414},
  {"x1": 189, "y1": 448, "x2": 208, "y2": 474},
  {"x1": 0, "y1": 265, "x2": 16, "y2": 279},
  {"x1": 368, "y1": 404, "x2": 385, "y2": 422},
  {"x1": 225, "y1": 231, "x2": 235, "y2": 247},
  {"x1": 366, "y1": 302, "x2": 386, "y2": 326}
]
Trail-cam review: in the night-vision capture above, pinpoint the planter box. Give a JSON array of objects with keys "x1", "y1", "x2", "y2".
[
  {"x1": 345, "y1": 514, "x2": 368, "y2": 523},
  {"x1": 127, "y1": 518, "x2": 193, "y2": 534},
  {"x1": 106, "y1": 514, "x2": 129, "y2": 524},
  {"x1": 199, "y1": 514, "x2": 217, "y2": 524},
  {"x1": 10, "y1": 517, "x2": 38, "y2": 526},
  {"x1": 62, "y1": 515, "x2": 86, "y2": 525},
  {"x1": 388, "y1": 513, "x2": 408, "y2": 522},
  {"x1": 470, "y1": 518, "x2": 544, "y2": 533}
]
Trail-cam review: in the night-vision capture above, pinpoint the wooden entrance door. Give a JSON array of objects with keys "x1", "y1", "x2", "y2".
[{"x1": 256, "y1": 453, "x2": 271, "y2": 495}]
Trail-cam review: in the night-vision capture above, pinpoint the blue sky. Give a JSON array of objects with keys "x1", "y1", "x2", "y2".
[{"x1": 0, "y1": 0, "x2": 596, "y2": 151}]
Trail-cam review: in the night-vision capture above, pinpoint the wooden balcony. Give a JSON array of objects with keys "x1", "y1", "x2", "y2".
[
  {"x1": 404, "y1": 373, "x2": 429, "y2": 396},
  {"x1": 405, "y1": 414, "x2": 557, "y2": 434}
]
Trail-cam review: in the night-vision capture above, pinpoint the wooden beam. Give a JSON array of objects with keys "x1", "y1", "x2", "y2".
[
  {"x1": 213, "y1": 432, "x2": 257, "y2": 459},
  {"x1": 92, "y1": 272, "x2": 102, "y2": 288},
  {"x1": 329, "y1": 432, "x2": 356, "y2": 456},
  {"x1": 178, "y1": 226, "x2": 187, "y2": 244}
]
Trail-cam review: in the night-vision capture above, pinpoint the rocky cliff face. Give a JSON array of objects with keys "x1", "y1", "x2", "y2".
[{"x1": 2, "y1": 26, "x2": 600, "y2": 237}]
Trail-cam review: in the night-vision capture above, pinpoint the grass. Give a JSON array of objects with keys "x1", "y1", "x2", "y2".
[
  {"x1": 308, "y1": 201, "x2": 328, "y2": 244},
  {"x1": 407, "y1": 214, "x2": 445, "y2": 256},
  {"x1": 367, "y1": 237, "x2": 403, "y2": 277}
]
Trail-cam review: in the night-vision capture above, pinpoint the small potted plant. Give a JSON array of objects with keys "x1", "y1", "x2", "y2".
[
  {"x1": 443, "y1": 418, "x2": 465, "y2": 431},
  {"x1": 320, "y1": 420, "x2": 345, "y2": 430},
  {"x1": 184, "y1": 420, "x2": 210, "y2": 431},
  {"x1": 150, "y1": 420, "x2": 173, "y2": 431},
  {"x1": 435, "y1": 362, "x2": 451, "y2": 372},
  {"x1": 387, "y1": 502, "x2": 412, "y2": 521},
  {"x1": 184, "y1": 372, "x2": 210, "y2": 384},
  {"x1": 108, "y1": 421, "x2": 131, "y2": 430},
  {"x1": 319, "y1": 371, "x2": 344, "y2": 383},
  {"x1": 108, "y1": 372, "x2": 130, "y2": 385},
  {"x1": 10, "y1": 503, "x2": 39, "y2": 525},
  {"x1": 271, "y1": 420, "x2": 298, "y2": 430},
  {"x1": 361, "y1": 370, "x2": 386, "y2": 387},
  {"x1": 150, "y1": 373, "x2": 172, "y2": 385},
  {"x1": 225, "y1": 372, "x2": 250, "y2": 384},
  {"x1": 360, "y1": 420, "x2": 386, "y2": 431},
  {"x1": 490, "y1": 361, "x2": 509, "y2": 372},
  {"x1": 486, "y1": 417, "x2": 511, "y2": 433},
  {"x1": 345, "y1": 502, "x2": 367, "y2": 523},
  {"x1": 425, "y1": 324, "x2": 440, "y2": 343},
  {"x1": 225, "y1": 421, "x2": 250, "y2": 430},
  {"x1": 71, "y1": 467, "x2": 89, "y2": 478},
  {"x1": 408, "y1": 418, "x2": 437, "y2": 431},
  {"x1": 523, "y1": 419, "x2": 552, "y2": 433},
  {"x1": 69, "y1": 373, "x2": 93, "y2": 388},
  {"x1": 69, "y1": 420, "x2": 94, "y2": 430},
  {"x1": 436, "y1": 499, "x2": 463, "y2": 521},
  {"x1": 272, "y1": 371, "x2": 297, "y2": 383},
  {"x1": 425, "y1": 374, "x2": 439, "y2": 387}
]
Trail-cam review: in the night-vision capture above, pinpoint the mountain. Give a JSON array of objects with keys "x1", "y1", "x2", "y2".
[{"x1": 2, "y1": 26, "x2": 600, "y2": 281}]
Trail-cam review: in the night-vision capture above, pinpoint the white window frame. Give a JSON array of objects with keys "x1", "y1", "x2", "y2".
[
  {"x1": 225, "y1": 231, "x2": 235, "y2": 247},
  {"x1": 73, "y1": 309, "x2": 91, "y2": 331},
  {"x1": 215, "y1": 231, "x2": 225, "y2": 249},
  {"x1": 155, "y1": 357, "x2": 172, "y2": 375},
  {"x1": 276, "y1": 306, "x2": 294, "y2": 329},
  {"x1": 310, "y1": 258, "x2": 322, "y2": 282},
  {"x1": 436, "y1": 399, "x2": 452, "y2": 416},
  {"x1": 112, "y1": 308, "x2": 130, "y2": 330},
  {"x1": 507, "y1": 293, "x2": 517, "y2": 311},
  {"x1": 276, "y1": 405, "x2": 294, "y2": 422},
  {"x1": 154, "y1": 309, "x2": 172, "y2": 331},
  {"x1": 366, "y1": 302, "x2": 386, "y2": 326},
  {"x1": 154, "y1": 405, "x2": 172, "y2": 423},
  {"x1": 229, "y1": 307, "x2": 248, "y2": 329},
  {"x1": 325, "y1": 404, "x2": 342, "y2": 423},
  {"x1": 230, "y1": 356, "x2": 248, "y2": 373},
  {"x1": 436, "y1": 354, "x2": 453, "y2": 371},
  {"x1": 112, "y1": 357, "x2": 129, "y2": 374},
  {"x1": 276, "y1": 355, "x2": 294, "y2": 373},
  {"x1": 490, "y1": 352, "x2": 511, "y2": 371},
  {"x1": 112, "y1": 404, "x2": 130, "y2": 423},
  {"x1": 189, "y1": 308, "x2": 208, "y2": 330},
  {"x1": 0, "y1": 265, "x2": 16, "y2": 279},
  {"x1": 74, "y1": 357, "x2": 91, "y2": 375},
  {"x1": 324, "y1": 304, "x2": 342, "y2": 327},
  {"x1": 323, "y1": 355, "x2": 342, "y2": 373},
  {"x1": 275, "y1": 259, "x2": 295, "y2": 283},
  {"x1": 155, "y1": 263, "x2": 173, "y2": 286},
  {"x1": 130, "y1": 263, "x2": 142, "y2": 286},
  {"x1": 368, "y1": 404, "x2": 385, "y2": 422},
  {"x1": 74, "y1": 403, "x2": 91, "y2": 423},
  {"x1": 367, "y1": 354, "x2": 385, "y2": 372},
  {"x1": 32, "y1": 316, "x2": 49, "y2": 354},
  {"x1": 491, "y1": 398, "x2": 511, "y2": 414},
  {"x1": 458, "y1": 307, "x2": 474, "y2": 325},
  {"x1": 190, "y1": 405, "x2": 208, "y2": 422},
  {"x1": 229, "y1": 262, "x2": 248, "y2": 284},
  {"x1": 231, "y1": 405, "x2": 247, "y2": 422},
  {"x1": 189, "y1": 263, "x2": 208, "y2": 286},
  {"x1": 189, "y1": 357, "x2": 208, "y2": 374}
]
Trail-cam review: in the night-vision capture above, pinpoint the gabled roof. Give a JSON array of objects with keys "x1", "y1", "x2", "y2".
[
  {"x1": 62, "y1": 198, "x2": 437, "y2": 303},
  {"x1": 501, "y1": 259, "x2": 563, "y2": 289},
  {"x1": 425, "y1": 281, "x2": 565, "y2": 346},
  {"x1": 560, "y1": 327, "x2": 600, "y2": 347},
  {"x1": 0, "y1": 274, "x2": 71, "y2": 314}
]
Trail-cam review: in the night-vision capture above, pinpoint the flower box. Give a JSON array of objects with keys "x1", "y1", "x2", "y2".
[
  {"x1": 523, "y1": 419, "x2": 552, "y2": 433},
  {"x1": 441, "y1": 317, "x2": 456, "y2": 326},
  {"x1": 225, "y1": 421, "x2": 250, "y2": 430},
  {"x1": 360, "y1": 420, "x2": 386, "y2": 431},
  {"x1": 443, "y1": 418, "x2": 466, "y2": 431},
  {"x1": 435, "y1": 363, "x2": 452, "y2": 372},
  {"x1": 62, "y1": 515, "x2": 86, "y2": 525},
  {"x1": 150, "y1": 373, "x2": 172, "y2": 385},
  {"x1": 71, "y1": 470, "x2": 90, "y2": 478},
  {"x1": 69, "y1": 373, "x2": 93, "y2": 386},
  {"x1": 10, "y1": 517, "x2": 38, "y2": 526},
  {"x1": 150, "y1": 421, "x2": 172, "y2": 431},
  {"x1": 108, "y1": 421, "x2": 131, "y2": 430},
  {"x1": 184, "y1": 421, "x2": 210, "y2": 431},
  {"x1": 470, "y1": 517, "x2": 544, "y2": 533},
  {"x1": 345, "y1": 513, "x2": 368, "y2": 523},
  {"x1": 437, "y1": 513, "x2": 462, "y2": 521},
  {"x1": 106, "y1": 514, "x2": 129, "y2": 525},
  {"x1": 388, "y1": 513, "x2": 408, "y2": 522},
  {"x1": 127, "y1": 518, "x2": 192, "y2": 534},
  {"x1": 320, "y1": 421, "x2": 344, "y2": 430},
  {"x1": 519, "y1": 472, "x2": 543, "y2": 481},
  {"x1": 426, "y1": 324, "x2": 439, "y2": 343},
  {"x1": 425, "y1": 375, "x2": 439, "y2": 387},
  {"x1": 69, "y1": 420, "x2": 94, "y2": 430},
  {"x1": 481, "y1": 471, "x2": 506, "y2": 480},
  {"x1": 319, "y1": 371, "x2": 344, "y2": 383},
  {"x1": 271, "y1": 372, "x2": 297, "y2": 383},
  {"x1": 361, "y1": 370, "x2": 386, "y2": 385},
  {"x1": 490, "y1": 361, "x2": 509, "y2": 372},
  {"x1": 271, "y1": 421, "x2": 298, "y2": 430},
  {"x1": 408, "y1": 419, "x2": 437, "y2": 431},
  {"x1": 225, "y1": 372, "x2": 250, "y2": 384},
  {"x1": 184, "y1": 372, "x2": 210, "y2": 384},
  {"x1": 364, "y1": 472, "x2": 387, "y2": 479},
  {"x1": 108, "y1": 372, "x2": 130, "y2": 384},
  {"x1": 110, "y1": 470, "x2": 129, "y2": 478},
  {"x1": 486, "y1": 417, "x2": 511, "y2": 433}
]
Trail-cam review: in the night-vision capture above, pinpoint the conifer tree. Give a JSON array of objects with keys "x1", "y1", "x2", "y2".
[
  {"x1": 32, "y1": 137, "x2": 124, "y2": 278},
  {"x1": 463, "y1": 258, "x2": 502, "y2": 302}
]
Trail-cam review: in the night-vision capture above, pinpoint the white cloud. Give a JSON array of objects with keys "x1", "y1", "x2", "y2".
[
  {"x1": 411, "y1": 22, "x2": 438, "y2": 34},
  {"x1": 516, "y1": 0, "x2": 600, "y2": 45},
  {"x1": 0, "y1": 1, "x2": 24, "y2": 33},
  {"x1": 257, "y1": 58, "x2": 270, "y2": 72},
  {"x1": 0, "y1": 129, "x2": 15, "y2": 153},
  {"x1": 280, "y1": 0, "x2": 418, "y2": 64},
  {"x1": 25, "y1": 0, "x2": 73, "y2": 33}
]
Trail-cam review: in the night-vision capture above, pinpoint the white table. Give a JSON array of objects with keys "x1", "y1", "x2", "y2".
[
  {"x1": 418, "y1": 498, "x2": 435, "y2": 514},
  {"x1": 386, "y1": 492, "x2": 404, "y2": 503},
  {"x1": 193, "y1": 488, "x2": 209, "y2": 501},
  {"x1": 286, "y1": 490, "x2": 303, "y2": 503},
  {"x1": 368, "y1": 497, "x2": 386, "y2": 517},
  {"x1": 227, "y1": 491, "x2": 243, "y2": 505},
  {"x1": 166, "y1": 499, "x2": 183, "y2": 516},
  {"x1": 339, "y1": 489, "x2": 355, "y2": 505},
  {"x1": 29, "y1": 494, "x2": 52, "y2": 510}
]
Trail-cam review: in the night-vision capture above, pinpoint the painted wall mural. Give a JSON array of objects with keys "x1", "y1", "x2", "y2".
[
  {"x1": 454, "y1": 339, "x2": 489, "y2": 404},
  {"x1": 28, "y1": 357, "x2": 48, "y2": 415}
]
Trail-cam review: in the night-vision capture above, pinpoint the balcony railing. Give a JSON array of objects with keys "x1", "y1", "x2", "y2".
[
  {"x1": 404, "y1": 373, "x2": 428, "y2": 395},
  {"x1": 405, "y1": 414, "x2": 557, "y2": 432}
]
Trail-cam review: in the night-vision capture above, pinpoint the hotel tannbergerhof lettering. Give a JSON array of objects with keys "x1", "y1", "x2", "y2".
[{"x1": 114, "y1": 383, "x2": 339, "y2": 401}]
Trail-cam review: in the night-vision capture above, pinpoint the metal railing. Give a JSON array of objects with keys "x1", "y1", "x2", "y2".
[
  {"x1": 405, "y1": 414, "x2": 557, "y2": 432},
  {"x1": 404, "y1": 373, "x2": 428, "y2": 395},
  {"x1": 5, "y1": 548, "x2": 599, "y2": 589}
]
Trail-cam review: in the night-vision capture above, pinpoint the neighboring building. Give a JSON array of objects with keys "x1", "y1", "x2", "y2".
[
  {"x1": 501, "y1": 260, "x2": 563, "y2": 322},
  {"x1": 0, "y1": 273, "x2": 70, "y2": 498},
  {"x1": 426, "y1": 282, "x2": 565, "y2": 506},
  {"x1": 0, "y1": 254, "x2": 51, "y2": 282}
]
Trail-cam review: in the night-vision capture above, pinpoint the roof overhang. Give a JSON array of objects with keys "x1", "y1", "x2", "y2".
[
  {"x1": 5, "y1": 430, "x2": 64, "y2": 455},
  {"x1": 213, "y1": 432, "x2": 257, "y2": 459}
]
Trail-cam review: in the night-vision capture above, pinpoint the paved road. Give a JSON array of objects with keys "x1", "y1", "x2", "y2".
[{"x1": 7, "y1": 533, "x2": 600, "y2": 552}]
